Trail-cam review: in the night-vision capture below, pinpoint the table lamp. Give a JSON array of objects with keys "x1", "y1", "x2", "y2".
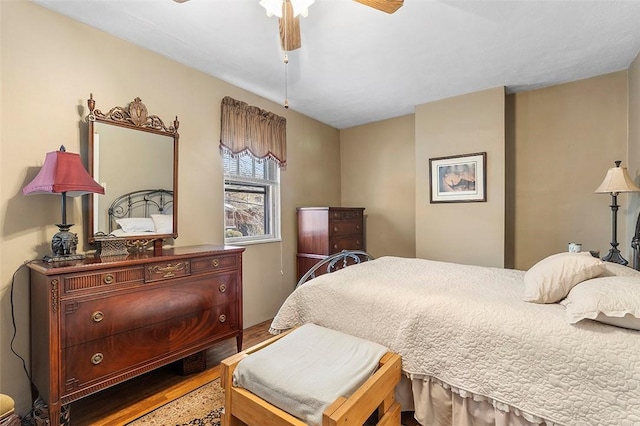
[
  {"x1": 23, "y1": 146, "x2": 105, "y2": 262},
  {"x1": 595, "y1": 160, "x2": 640, "y2": 265}
]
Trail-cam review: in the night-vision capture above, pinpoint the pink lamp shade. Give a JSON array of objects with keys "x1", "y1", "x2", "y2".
[
  {"x1": 23, "y1": 146, "x2": 104, "y2": 196},
  {"x1": 23, "y1": 146, "x2": 104, "y2": 262}
]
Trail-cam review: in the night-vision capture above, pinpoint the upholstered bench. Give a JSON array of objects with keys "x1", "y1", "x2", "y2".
[
  {"x1": 0, "y1": 394, "x2": 20, "y2": 426},
  {"x1": 221, "y1": 323, "x2": 401, "y2": 426}
]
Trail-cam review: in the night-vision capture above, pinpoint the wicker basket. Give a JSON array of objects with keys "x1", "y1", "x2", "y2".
[
  {"x1": 31, "y1": 396, "x2": 71, "y2": 426},
  {"x1": 177, "y1": 350, "x2": 207, "y2": 375},
  {"x1": 97, "y1": 238, "x2": 129, "y2": 257}
]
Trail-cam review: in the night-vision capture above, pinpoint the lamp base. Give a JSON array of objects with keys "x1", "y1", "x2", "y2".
[
  {"x1": 602, "y1": 246, "x2": 628, "y2": 266},
  {"x1": 44, "y1": 253, "x2": 86, "y2": 263},
  {"x1": 47, "y1": 223, "x2": 82, "y2": 263}
]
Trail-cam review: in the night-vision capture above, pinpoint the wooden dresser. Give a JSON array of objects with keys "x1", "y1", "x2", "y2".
[
  {"x1": 27, "y1": 244, "x2": 244, "y2": 426},
  {"x1": 296, "y1": 207, "x2": 365, "y2": 281}
]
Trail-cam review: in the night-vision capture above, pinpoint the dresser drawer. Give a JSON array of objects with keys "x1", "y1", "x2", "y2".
[
  {"x1": 63, "y1": 273, "x2": 237, "y2": 348},
  {"x1": 329, "y1": 219, "x2": 363, "y2": 238},
  {"x1": 62, "y1": 267, "x2": 145, "y2": 295},
  {"x1": 145, "y1": 259, "x2": 191, "y2": 283},
  {"x1": 169, "y1": 303, "x2": 239, "y2": 350},
  {"x1": 62, "y1": 304, "x2": 238, "y2": 391},
  {"x1": 329, "y1": 236, "x2": 363, "y2": 253},
  {"x1": 190, "y1": 254, "x2": 239, "y2": 274},
  {"x1": 168, "y1": 273, "x2": 237, "y2": 316},
  {"x1": 63, "y1": 321, "x2": 171, "y2": 393}
]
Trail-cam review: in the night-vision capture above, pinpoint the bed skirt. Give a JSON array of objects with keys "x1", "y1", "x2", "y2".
[{"x1": 397, "y1": 375, "x2": 555, "y2": 426}]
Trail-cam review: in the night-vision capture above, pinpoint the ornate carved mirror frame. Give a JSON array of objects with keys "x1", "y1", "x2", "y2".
[{"x1": 87, "y1": 94, "x2": 179, "y2": 253}]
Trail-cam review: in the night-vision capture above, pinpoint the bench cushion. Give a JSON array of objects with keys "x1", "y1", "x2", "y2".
[{"x1": 233, "y1": 323, "x2": 388, "y2": 426}]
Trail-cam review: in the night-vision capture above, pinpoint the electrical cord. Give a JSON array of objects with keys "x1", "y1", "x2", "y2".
[
  {"x1": 9, "y1": 261, "x2": 34, "y2": 385},
  {"x1": 9, "y1": 260, "x2": 42, "y2": 425}
]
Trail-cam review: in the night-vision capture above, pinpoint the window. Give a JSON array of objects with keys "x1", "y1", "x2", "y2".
[{"x1": 223, "y1": 152, "x2": 280, "y2": 244}]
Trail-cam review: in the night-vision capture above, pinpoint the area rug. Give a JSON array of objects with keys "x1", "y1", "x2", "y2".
[
  {"x1": 127, "y1": 377, "x2": 417, "y2": 425},
  {"x1": 127, "y1": 379, "x2": 224, "y2": 426}
]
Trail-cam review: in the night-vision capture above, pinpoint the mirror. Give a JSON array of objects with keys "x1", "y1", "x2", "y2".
[{"x1": 87, "y1": 94, "x2": 179, "y2": 251}]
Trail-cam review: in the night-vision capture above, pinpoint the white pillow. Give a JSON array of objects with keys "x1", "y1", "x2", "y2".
[
  {"x1": 151, "y1": 214, "x2": 173, "y2": 234},
  {"x1": 599, "y1": 261, "x2": 640, "y2": 278},
  {"x1": 561, "y1": 276, "x2": 640, "y2": 330},
  {"x1": 523, "y1": 252, "x2": 605, "y2": 303},
  {"x1": 115, "y1": 217, "x2": 155, "y2": 233}
]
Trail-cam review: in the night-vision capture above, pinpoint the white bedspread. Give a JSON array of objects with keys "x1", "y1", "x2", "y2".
[{"x1": 270, "y1": 256, "x2": 640, "y2": 426}]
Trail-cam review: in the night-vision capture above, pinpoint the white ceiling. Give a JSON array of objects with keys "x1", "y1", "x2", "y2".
[{"x1": 33, "y1": 0, "x2": 640, "y2": 129}]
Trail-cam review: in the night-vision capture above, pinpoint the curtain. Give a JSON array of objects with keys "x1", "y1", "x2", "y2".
[{"x1": 220, "y1": 96, "x2": 287, "y2": 167}]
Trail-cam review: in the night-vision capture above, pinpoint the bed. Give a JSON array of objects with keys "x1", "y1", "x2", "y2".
[
  {"x1": 105, "y1": 188, "x2": 174, "y2": 237},
  {"x1": 270, "y1": 251, "x2": 640, "y2": 426}
]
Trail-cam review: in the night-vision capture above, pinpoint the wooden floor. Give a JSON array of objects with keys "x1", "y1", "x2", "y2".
[{"x1": 71, "y1": 319, "x2": 419, "y2": 425}]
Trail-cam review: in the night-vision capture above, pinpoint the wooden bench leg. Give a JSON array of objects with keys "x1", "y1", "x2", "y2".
[
  {"x1": 323, "y1": 353, "x2": 402, "y2": 426},
  {"x1": 376, "y1": 401, "x2": 401, "y2": 426}
]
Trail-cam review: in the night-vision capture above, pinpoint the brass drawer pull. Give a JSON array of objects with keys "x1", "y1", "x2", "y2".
[
  {"x1": 91, "y1": 353, "x2": 104, "y2": 365},
  {"x1": 333, "y1": 226, "x2": 338, "y2": 232},
  {"x1": 219, "y1": 284, "x2": 227, "y2": 293},
  {"x1": 92, "y1": 311, "x2": 104, "y2": 323},
  {"x1": 211, "y1": 259, "x2": 220, "y2": 268},
  {"x1": 219, "y1": 314, "x2": 227, "y2": 323},
  {"x1": 103, "y1": 274, "x2": 114, "y2": 285},
  {"x1": 334, "y1": 244, "x2": 339, "y2": 250},
  {"x1": 148, "y1": 262, "x2": 186, "y2": 278}
]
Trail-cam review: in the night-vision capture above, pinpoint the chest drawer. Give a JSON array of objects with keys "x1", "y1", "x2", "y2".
[
  {"x1": 329, "y1": 219, "x2": 363, "y2": 238},
  {"x1": 62, "y1": 303, "x2": 238, "y2": 393},
  {"x1": 329, "y1": 209, "x2": 363, "y2": 221},
  {"x1": 63, "y1": 273, "x2": 238, "y2": 348},
  {"x1": 329, "y1": 236, "x2": 363, "y2": 253}
]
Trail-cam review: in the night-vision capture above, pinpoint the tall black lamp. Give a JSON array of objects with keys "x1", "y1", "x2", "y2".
[
  {"x1": 595, "y1": 160, "x2": 640, "y2": 265},
  {"x1": 23, "y1": 146, "x2": 105, "y2": 262}
]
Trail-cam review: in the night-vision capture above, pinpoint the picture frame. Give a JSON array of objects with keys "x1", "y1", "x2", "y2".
[{"x1": 429, "y1": 152, "x2": 487, "y2": 203}]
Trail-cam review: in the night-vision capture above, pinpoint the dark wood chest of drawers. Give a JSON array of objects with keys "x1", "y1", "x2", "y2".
[
  {"x1": 28, "y1": 244, "x2": 244, "y2": 426},
  {"x1": 296, "y1": 207, "x2": 365, "y2": 281}
]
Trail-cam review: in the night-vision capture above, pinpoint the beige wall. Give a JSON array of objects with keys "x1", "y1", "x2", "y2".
[
  {"x1": 340, "y1": 115, "x2": 416, "y2": 258},
  {"x1": 415, "y1": 87, "x2": 506, "y2": 267},
  {"x1": 0, "y1": 1, "x2": 340, "y2": 415},
  {"x1": 510, "y1": 72, "x2": 629, "y2": 270},
  {"x1": 3, "y1": 0, "x2": 640, "y2": 418}
]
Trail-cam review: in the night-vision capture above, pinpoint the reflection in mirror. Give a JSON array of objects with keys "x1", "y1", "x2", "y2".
[
  {"x1": 87, "y1": 95, "x2": 179, "y2": 251},
  {"x1": 93, "y1": 123, "x2": 174, "y2": 233}
]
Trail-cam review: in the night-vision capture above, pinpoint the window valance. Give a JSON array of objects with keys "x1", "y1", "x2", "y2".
[{"x1": 220, "y1": 96, "x2": 287, "y2": 167}]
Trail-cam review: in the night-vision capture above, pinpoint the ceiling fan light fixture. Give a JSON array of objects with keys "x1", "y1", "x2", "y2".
[
  {"x1": 291, "y1": 0, "x2": 314, "y2": 17},
  {"x1": 259, "y1": 0, "x2": 282, "y2": 17},
  {"x1": 259, "y1": 0, "x2": 314, "y2": 18}
]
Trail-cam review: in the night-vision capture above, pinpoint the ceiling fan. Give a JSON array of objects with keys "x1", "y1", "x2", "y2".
[{"x1": 173, "y1": 0, "x2": 404, "y2": 51}]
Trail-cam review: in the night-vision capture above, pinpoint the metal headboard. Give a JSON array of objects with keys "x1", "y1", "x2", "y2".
[
  {"x1": 108, "y1": 189, "x2": 173, "y2": 233},
  {"x1": 295, "y1": 250, "x2": 374, "y2": 289}
]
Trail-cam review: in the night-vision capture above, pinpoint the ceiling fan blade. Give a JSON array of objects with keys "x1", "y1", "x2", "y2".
[
  {"x1": 353, "y1": 0, "x2": 403, "y2": 14},
  {"x1": 279, "y1": 1, "x2": 301, "y2": 51},
  {"x1": 173, "y1": 0, "x2": 190, "y2": 3}
]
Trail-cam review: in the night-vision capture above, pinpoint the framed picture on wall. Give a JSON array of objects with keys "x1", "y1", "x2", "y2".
[{"x1": 429, "y1": 152, "x2": 487, "y2": 203}]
